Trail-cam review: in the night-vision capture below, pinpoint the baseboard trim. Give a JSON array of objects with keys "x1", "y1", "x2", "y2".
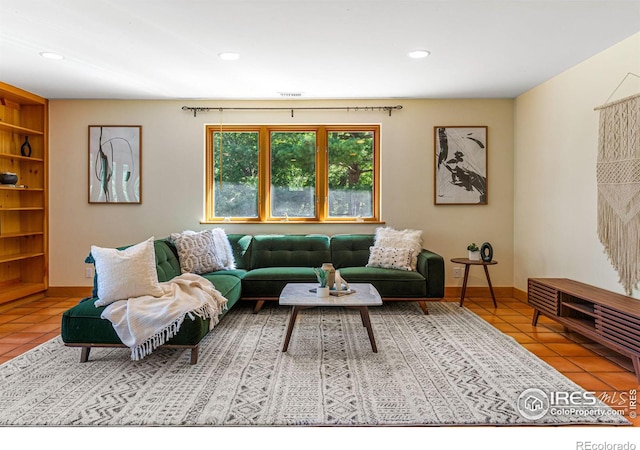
[
  {"x1": 512, "y1": 287, "x2": 527, "y2": 303},
  {"x1": 46, "y1": 286, "x2": 92, "y2": 298},
  {"x1": 445, "y1": 286, "x2": 518, "y2": 299}
]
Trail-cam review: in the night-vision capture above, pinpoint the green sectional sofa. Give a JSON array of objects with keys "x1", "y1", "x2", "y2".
[{"x1": 61, "y1": 233, "x2": 444, "y2": 364}]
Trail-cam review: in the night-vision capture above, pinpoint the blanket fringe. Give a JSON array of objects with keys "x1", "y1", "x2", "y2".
[{"x1": 130, "y1": 303, "x2": 219, "y2": 361}]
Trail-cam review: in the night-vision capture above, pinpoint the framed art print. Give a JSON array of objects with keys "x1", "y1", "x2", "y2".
[
  {"x1": 434, "y1": 126, "x2": 487, "y2": 205},
  {"x1": 89, "y1": 125, "x2": 141, "y2": 204}
]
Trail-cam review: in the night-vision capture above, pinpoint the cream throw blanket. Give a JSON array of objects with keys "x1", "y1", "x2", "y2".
[{"x1": 101, "y1": 273, "x2": 228, "y2": 361}]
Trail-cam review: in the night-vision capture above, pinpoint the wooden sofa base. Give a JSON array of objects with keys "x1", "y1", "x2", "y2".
[
  {"x1": 65, "y1": 343, "x2": 200, "y2": 365},
  {"x1": 246, "y1": 297, "x2": 437, "y2": 315}
]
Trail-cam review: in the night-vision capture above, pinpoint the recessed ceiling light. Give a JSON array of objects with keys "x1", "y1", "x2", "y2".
[
  {"x1": 408, "y1": 50, "x2": 430, "y2": 59},
  {"x1": 40, "y1": 51, "x2": 64, "y2": 60},
  {"x1": 218, "y1": 52, "x2": 240, "y2": 61}
]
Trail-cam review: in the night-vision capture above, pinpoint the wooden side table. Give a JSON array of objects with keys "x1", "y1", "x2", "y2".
[{"x1": 450, "y1": 258, "x2": 498, "y2": 308}]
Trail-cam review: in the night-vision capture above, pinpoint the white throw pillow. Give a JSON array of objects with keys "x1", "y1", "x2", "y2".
[
  {"x1": 366, "y1": 246, "x2": 414, "y2": 271},
  {"x1": 170, "y1": 230, "x2": 224, "y2": 274},
  {"x1": 92, "y1": 237, "x2": 163, "y2": 307},
  {"x1": 211, "y1": 228, "x2": 236, "y2": 270},
  {"x1": 373, "y1": 227, "x2": 423, "y2": 271}
]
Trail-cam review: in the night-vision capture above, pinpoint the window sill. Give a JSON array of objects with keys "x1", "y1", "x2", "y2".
[{"x1": 200, "y1": 220, "x2": 386, "y2": 225}]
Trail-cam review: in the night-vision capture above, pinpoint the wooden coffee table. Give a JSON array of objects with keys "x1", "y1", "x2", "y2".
[{"x1": 279, "y1": 283, "x2": 383, "y2": 353}]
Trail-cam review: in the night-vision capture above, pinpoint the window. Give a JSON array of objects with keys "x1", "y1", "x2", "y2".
[{"x1": 205, "y1": 125, "x2": 380, "y2": 223}]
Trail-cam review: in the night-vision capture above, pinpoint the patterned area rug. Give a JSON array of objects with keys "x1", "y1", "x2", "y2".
[{"x1": 0, "y1": 302, "x2": 630, "y2": 426}]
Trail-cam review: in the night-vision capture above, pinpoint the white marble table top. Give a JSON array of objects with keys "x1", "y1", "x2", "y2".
[{"x1": 279, "y1": 283, "x2": 382, "y2": 307}]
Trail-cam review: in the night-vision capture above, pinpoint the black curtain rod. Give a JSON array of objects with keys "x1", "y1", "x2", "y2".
[{"x1": 181, "y1": 105, "x2": 403, "y2": 117}]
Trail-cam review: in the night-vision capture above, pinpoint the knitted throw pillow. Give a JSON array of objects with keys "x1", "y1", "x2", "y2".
[{"x1": 170, "y1": 230, "x2": 224, "y2": 274}]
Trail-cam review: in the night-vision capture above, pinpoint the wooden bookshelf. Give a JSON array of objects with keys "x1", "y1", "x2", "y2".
[{"x1": 0, "y1": 82, "x2": 48, "y2": 304}]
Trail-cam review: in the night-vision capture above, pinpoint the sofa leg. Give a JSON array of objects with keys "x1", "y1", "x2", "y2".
[
  {"x1": 418, "y1": 301, "x2": 429, "y2": 315},
  {"x1": 253, "y1": 300, "x2": 265, "y2": 314},
  {"x1": 80, "y1": 347, "x2": 91, "y2": 363},
  {"x1": 190, "y1": 346, "x2": 199, "y2": 365}
]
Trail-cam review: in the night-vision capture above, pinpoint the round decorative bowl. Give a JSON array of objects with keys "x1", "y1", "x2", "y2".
[{"x1": 0, "y1": 172, "x2": 18, "y2": 185}]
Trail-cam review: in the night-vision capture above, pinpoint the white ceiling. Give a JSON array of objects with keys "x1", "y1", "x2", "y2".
[{"x1": 1, "y1": 0, "x2": 639, "y2": 100}]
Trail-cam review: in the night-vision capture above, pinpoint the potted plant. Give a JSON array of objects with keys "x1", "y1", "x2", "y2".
[
  {"x1": 467, "y1": 243, "x2": 480, "y2": 261},
  {"x1": 314, "y1": 267, "x2": 330, "y2": 297}
]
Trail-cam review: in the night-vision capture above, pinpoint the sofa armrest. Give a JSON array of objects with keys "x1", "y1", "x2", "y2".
[{"x1": 416, "y1": 249, "x2": 445, "y2": 298}]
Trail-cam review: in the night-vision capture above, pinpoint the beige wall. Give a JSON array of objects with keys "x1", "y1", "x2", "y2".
[
  {"x1": 49, "y1": 98, "x2": 514, "y2": 288},
  {"x1": 514, "y1": 32, "x2": 640, "y2": 297}
]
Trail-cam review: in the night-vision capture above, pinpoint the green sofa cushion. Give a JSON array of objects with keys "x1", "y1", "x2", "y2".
[
  {"x1": 200, "y1": 272, "x2": 244, "y2": 310},
  {"x1": 330, "y1": 234, "x2": 374, "y2": 268},
  {"x1": 250, "y1": 234, "x2": 331, "y2": 269},
  {"x1": 241, "y1": 267, "x2": 317, "y2": 297},
  {"x1": 338, "y1": 267, "x2": 427, "y2": 298}
]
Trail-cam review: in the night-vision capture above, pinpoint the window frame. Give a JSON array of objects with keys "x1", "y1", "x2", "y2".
[{"x1": 204, "y1": 124, "x2": 380, "y2": 223}]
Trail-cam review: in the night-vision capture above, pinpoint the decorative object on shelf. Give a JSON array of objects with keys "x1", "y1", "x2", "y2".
[
  {"x1": 88, "y1": 125, "x2": 141, "y2": 204},
  {"x1": 0, "y1": 172, "x2": 18, "y2": 185},
  {"x1": 434, "y1": 126, "x2": 488, "y2": 205},
  {"x1": 314, "y1": 267, "x2": 330, "y2": 297},
  {"x1": 20, "y1": 136, "x2": 32, "y2": 157},
  {"x1": 467, "y1": 242, "x2": 480, "y2": 260},
  {"x1": 594, "y1": 84, "x2": 640, "y2": 295},
  {"x1": 321, "y1": 262, "x2": 336, "y2": 290},
  {"x1": 480, "y1": 242, "x2": 493, "y2": 262}
]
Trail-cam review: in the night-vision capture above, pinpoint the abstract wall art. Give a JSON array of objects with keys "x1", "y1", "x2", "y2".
[
  {"x1": 88, "y1": 125, "x2": 141, "y2": 204},
  {"x1": 434, "y1": 126, "x2": 487, "y2": 205}
]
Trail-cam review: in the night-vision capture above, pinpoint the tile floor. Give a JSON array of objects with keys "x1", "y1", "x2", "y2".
[{"x1": 0, "y1": 294, "x2": 638, "y2": 425}]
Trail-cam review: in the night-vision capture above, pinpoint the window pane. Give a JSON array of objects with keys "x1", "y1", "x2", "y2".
[
  {"x1": 328, "y1": 131, "x2": 374, "y2": 218},
  {"x1": 270, "y1": 131, "x2": 317, "y2": 218},
  {"x1": 213, "y1": 131, "x2": 259, "y2": 218}
]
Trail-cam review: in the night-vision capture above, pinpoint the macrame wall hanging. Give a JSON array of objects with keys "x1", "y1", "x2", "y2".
[{"x1": 594, "y1": 73, "x2": 640, "y2": 295}]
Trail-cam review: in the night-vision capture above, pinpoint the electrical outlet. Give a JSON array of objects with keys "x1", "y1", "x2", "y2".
[
  {"x1": 85, "y1": 267, "x2": 93, "y2": 278},
  {"x1": 453, "y1": 267, "x2": 461, "y2": 278}
]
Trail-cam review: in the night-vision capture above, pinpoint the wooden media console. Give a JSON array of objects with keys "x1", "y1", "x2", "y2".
[{"x1": 528, "y1": 278, "x2": 640, "y2": 382}]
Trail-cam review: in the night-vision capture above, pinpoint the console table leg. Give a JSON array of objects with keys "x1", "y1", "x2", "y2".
[
  {"x1": 532, "y1": 309, "x2": 540, "y2": 326},
  {"x1": 483, "y1": 265, "x2": 498, "y2": 308},
  {"x1": 459, "y1": 265, "x2": 470, "y2": 307},
  {"x1": 632, "y1": 356, "x2": 640, "y2": 384}
]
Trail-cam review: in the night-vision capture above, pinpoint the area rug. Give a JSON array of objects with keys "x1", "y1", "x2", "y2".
[{"x1": 0, "y1": 302, "x2": 630, "y2": 426}]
